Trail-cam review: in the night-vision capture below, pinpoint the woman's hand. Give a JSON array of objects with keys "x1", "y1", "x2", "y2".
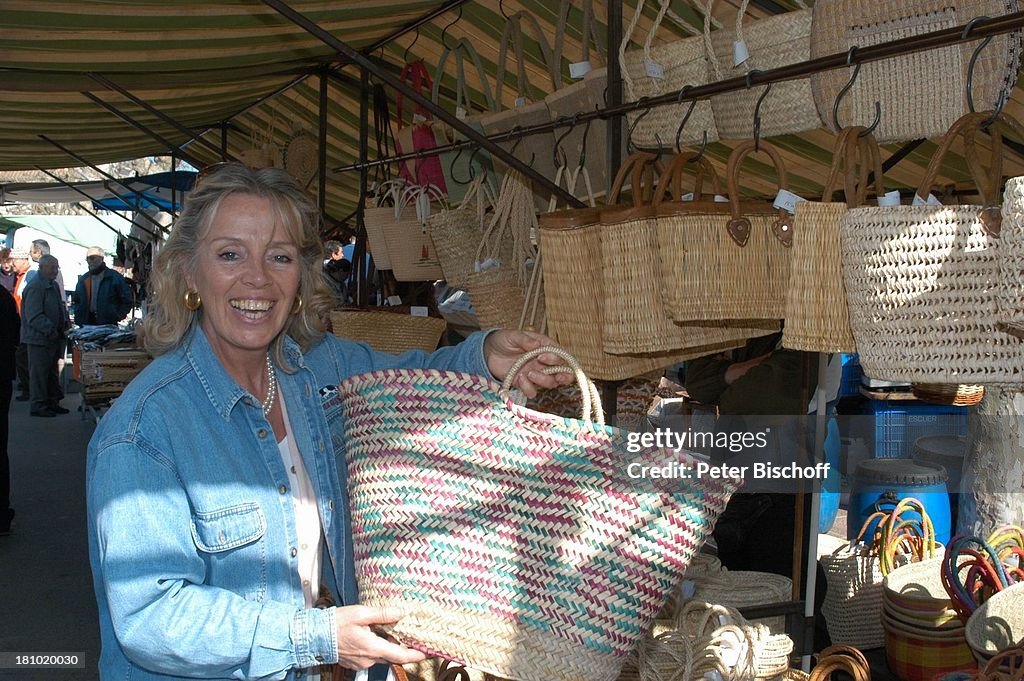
[
  {"x1": 483, "y1": 330, "x2": 573, "y2": 398},
  {"x1": 334, "y1": 605, "x2": 427, "y2": 670}
]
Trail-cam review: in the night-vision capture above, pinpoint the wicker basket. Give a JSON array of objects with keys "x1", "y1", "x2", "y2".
[
  {"x1": 339, "y1": 347, "x2": 740, "y2": 681},
  {"x1": 912, "y1": 383, "x2": 986, "y2": 407},
  {"x1": 840, "y1": 112, "x2": 1024, "y2": 386},
  {"x1": 427, "y1": 175, "x2": 498, "y2": 289},
  {"x1": 809, "y1": 0, "x2": 1022, "y2": 143},
  {"x1": 78, "y1": 349, "x2": 152, "y2": 386},
  {"x1": 330, "y1": 309, "x2": 446, "y2": 355},
  {"x1": 997, "y1": 176, "x2": 1024, "y2": 338},
  {"x1": 964, "y1": 580, "x2": 1024, "y2": 660},
  {"x1": 707, "y1": 0, "x2": 820, "y2": 139},
  {"x1": 380, "y1": 183, "x2": 446, "y2": 282},
  {"x1": 685, "y1": 570, "x2": 793, "y2": 635}
]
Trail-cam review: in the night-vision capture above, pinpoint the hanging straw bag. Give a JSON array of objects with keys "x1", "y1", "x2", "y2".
[
  {"x1": 426, "y1": 174, "x2": 497, "y2": 289},
  {"x1": 339, "y1": 346, "x2": 741, "y2": 681},
  {"x1": 809, "y1": 0, "x2": 1022, "y2": 143},
  {"x1": 820, "y1": 498, "x2": 938, "y2": 648},
  {"x1": 329, "y1": 308, "x2": 447, "y2": 355},
  {"x1": 841, "y1": 111, "x2": 1024, "y2": 386},
  {"x1": 380, "y1": 183, "x2": 446, "y2": 282},
  {"x1": 619, "y1": 0, "x2": 720, "y2": 150},
  {"x1": 782, "y1": 126, "x2": 876, "y2": 353},
  {"x1": 997, "y1": 176, "x2": 1024, "y2": 338},
  {"x1": 362, "y1": 179, "x2": 410, "y2": 271},
  {"x1": 601, "y1": 151, "x2": 778, "y2": 355},
  {"x1": 655, "y1": 141, "x2": 793, "y2": 323},
  {"x1": 706, "y1": 0, "x2": 820, "y2": 139}
]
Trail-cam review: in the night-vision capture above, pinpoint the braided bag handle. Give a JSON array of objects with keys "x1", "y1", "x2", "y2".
[
  {"x1": 808, "y1": 650, "x2": 871, "y2": 681},
  {"x1": 879, "y1": 496, "x2": 937, "y2": 576},
  {"x1": 501, "y1": 346, "x2": 604, "y2": 425}
]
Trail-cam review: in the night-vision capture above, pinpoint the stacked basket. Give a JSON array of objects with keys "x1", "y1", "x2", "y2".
[{"x1": 965, "y1": 582, "x2": 1024, "y2": 668}]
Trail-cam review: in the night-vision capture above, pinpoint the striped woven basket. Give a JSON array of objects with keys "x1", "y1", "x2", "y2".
[{"x1": 339, "y1": 347, "x2": 741, "y2": 681}]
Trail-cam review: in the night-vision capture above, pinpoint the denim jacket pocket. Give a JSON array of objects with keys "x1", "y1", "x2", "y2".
[{"x1": 190, "y1": 502, "x2": 267, "y2": 552}]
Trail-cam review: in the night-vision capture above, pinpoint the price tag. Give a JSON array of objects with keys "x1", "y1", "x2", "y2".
[
  {"x1": 386, "y1": 295, "x2": 403, "y2": 306},
  {"x1": 876, "y1": 190, "x2": 902, "y2": 207},
  {"x1": 475, "y1": 257, "x2": 500, "y2": 272},
  {"x1": 680, "y1": 192, "x2": 695, "y2": 202},
  {"x1": 773, "y1": 189, "x2": 806, "y2": 214},
  {"x1": 733, "y1": 40, "x2": 750, "y2": 66},
  {"x1": 569, "y1": 60, "x2": 593, "y2": 79},
  {"x1": 410, "y1": 306, "x2": 429, "y2": 317},
  {"x1": 912, "y1": 193, "x2": 942, "y2": 206},
  {"x1": 644, "y1": 59, "x2": 665, "y2": 80},
  {"x1": 412, "y1": 113, "x2": 427, "y2": 124},
  {"x1": 456, "y1": 106, "x2": 467, "y2": 121},
  {"x1": 713, "y1": 194, "x2": 729, "y2": 203},
  {"x1": 515, "y1": 96, "x2": 528, "y2": 108}
]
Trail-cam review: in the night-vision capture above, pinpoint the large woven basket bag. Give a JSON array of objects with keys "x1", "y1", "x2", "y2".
[
  {"x1": 655, "y1": 140, "x2": 793, "y2": 324},
  {"x1": 426, "y1": 174, "x2": 497, "y2": 290},
  {"x1": 809, "y1": 0, "x2": 1022, "y2": 143},
  {"x1": 362, "y1": 179, "x2": 408, "y2": 271},
  {"x1": 339, "y1": 346, "x2": 741, "y2": 681},
  {"x1": 381, "y1": 183, "x2": 446, "y2": 282},
  {"x1": 706, "y1": 0, "x2": 820, "y2": 140},
  {"x1": 841, "y1": 111, "x2": 1024, "y2": 386},
  {"x1": 619, "y1": 0, "x2": 720, "y2": 150},
  {"x1": 998, "y1": 175, "x2": 1024, "y2": 339},
  {"x1": 600, "y1": 151, "x2": 777, "y2": 356},
  {"x1": 782, "y1": 125, "x2": 876, "y2": 353}
]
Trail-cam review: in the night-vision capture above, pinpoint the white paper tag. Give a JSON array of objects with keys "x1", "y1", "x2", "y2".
[
  {"x1": 569, "y1": 60, "x2": 593, "y2": 79},
  {"x1": 409, "y1": 306, "x2": 429, "y2": 317},
  {"x1": 644, "y1": 59, "x2": 665, "y2": 80},
  {"x1": 876, "y1": 190, "x2": 901, "y2": 207},
  {"x1": 681, "y1": 580, "x2": 696, "y2": 598},
  {"x1": 515, "y1": 96, "x2": 527, "y2": 108},
  {"x1": 386, "y1": 295, "x2": 403, "y2": 306},
  {"x1": 733, "y1": 40, "x2": 750, "y2": 66},
  {"x1": 455, "y1": 106, "x2": 467, "y2": 121},
  {"x1": 713, "y1": 194, "x2": 729, "y2": 203},
  {"x1": 773, "y1": 189, "x2": 806, "y2": 214},
  {"x1": 680, "y1": 192, "x2": 695, "y2": 202},
  {"x1": 475, "y1": 258, "x2": 500, "y2": 272},
  {"x1": 912, "y1": 193, "x2": 942, "y2": 206},
  {"x1": 412, "y1": 113, "x2": 427, "y2": 124}
]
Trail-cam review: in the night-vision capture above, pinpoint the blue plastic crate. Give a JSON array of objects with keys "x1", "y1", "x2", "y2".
[
  {"x1": 839, "y1": 354, "x2": 862, "y2": 398},
  {"x1": 867, "y1": 400, "x2": 970, "y2": 458}
]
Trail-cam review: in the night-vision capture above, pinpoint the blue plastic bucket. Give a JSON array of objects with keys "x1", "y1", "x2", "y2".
[{"x1": 848, "y1": 459, "x2": 951, "y2": 545}]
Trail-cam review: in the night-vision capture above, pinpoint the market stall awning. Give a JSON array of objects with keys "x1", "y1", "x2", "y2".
[
  {"x1": 1, "y1": 171, "x2": 195, "y2": 213},
  {"x1": 0, "y1": 214, "x2": 135, "y2": 252}
]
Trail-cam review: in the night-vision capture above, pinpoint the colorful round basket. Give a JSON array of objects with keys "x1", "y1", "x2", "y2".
[{"x1": 338, "y1": 347, "x2": 741, "y2": 681}]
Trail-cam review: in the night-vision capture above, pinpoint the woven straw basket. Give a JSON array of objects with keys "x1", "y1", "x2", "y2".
[
  {"x1": 707, "y1": 0, "x2": 820, "y2": 140},
  {"x1": 782, "y1": 126, "x2": 874, "y2": 353},
  {"x1": 330, "y1": 309, "x2": 446, "y2": 355},
  {"x1": 601, "y1": 151, "x2": 779, "y2": 355},
  {"x1": 339, "y1": 347, "x2": 740, "y2": 681},
  {"x1": 655, "y1": 140, "x2": 792, "y2": 324},
  {"x1": 998, "y1": 176, "x2": 1024, "y2": 338},
  {"x1": 685, "y1": 571, "x2": 793, "y2": 635},
  {"x1": 965, "y1": 581, "x2": 1024, "y2": 660},
  {"x1": 381, "y1": 184, "x2": 446, "y2": 282},
  {"x1": 619, "y1": 0, "x2": 719, "y2": 150},
  {"x1": 427, "y1": 175, "x2": 498, "y2": 289},
  {"x1": 810, "y1": 0, "x2": 1021, "y2": 143},
  {"x1": 841, "y1": 112, "x2": 1024, "y2": 386}
]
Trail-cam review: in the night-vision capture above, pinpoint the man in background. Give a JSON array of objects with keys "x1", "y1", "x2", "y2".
[
  {"x1": 71, "y1": 247, "x2": 133, "y2": 327},
  {"x1": 29, "y1": 239, "x2": 64, "y2": 298},
  {"x1": 21, "y1": 255, "x2": 69, "y2": 417},
  {"x1": 9, "y1": 250, "x2": 32, "y2": 402}
]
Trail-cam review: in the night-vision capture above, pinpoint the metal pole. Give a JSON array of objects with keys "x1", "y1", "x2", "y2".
[
  {"x1": 80, "y1": 92, "x2": 208, "y2": 170},
  {"x1": 38, "y1": 134, "x2": 173, "y2": 231},
  {"x1": 260, "y1": 0, "x2": 586, "y2": 209},
  {"x1": 606, "y1": 0, "x2": 623, "y2": 198},
  {"x1": 33, "y1": 167, "x2": 148, "y2": 244},
  {"x1": 355, "y1": 66, "x2": 371, "y2": 307},
  {"x1": 318, "y1": 68, "x2": 329, "y2": 214},
  {"x1": 88, "y1": 73, "x2": 238, "y2": 162}
]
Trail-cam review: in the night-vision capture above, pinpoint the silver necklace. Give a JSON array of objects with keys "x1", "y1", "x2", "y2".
[{"x1": 262, "y1": 353, "x2": 277, "y2": 417}]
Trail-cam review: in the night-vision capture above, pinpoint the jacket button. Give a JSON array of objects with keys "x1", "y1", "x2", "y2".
[
  {"x1": 243, "y1": 397, "x2": 254, "y2": 406},
  {"x1": 278, "y1": 484, "x2": 287, "y2": 494},
  {"x1": 328, "y1": 500, "x2": 334, "y2": 511},
  {"x1": 315, "y1": 655, "x2": 324, "y2": 663},
  {"x1": 258, "y1": 429, "x2": 268, "y2": 439},
  {"x1": 291, "y1": 547, "x2": 298, "y2": 558}
]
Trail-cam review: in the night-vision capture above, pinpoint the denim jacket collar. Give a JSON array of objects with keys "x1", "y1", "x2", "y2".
[{"x1": 182, "y1": 326, "x2": 306, "y2": 421}]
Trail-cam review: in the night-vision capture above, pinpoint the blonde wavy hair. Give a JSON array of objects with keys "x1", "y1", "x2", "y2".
[{"x1": 143, "y1": 163, "x2": 335, "y2": 371}]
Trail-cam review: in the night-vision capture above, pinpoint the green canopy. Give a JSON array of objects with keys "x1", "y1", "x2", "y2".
[{"x1": 0, "y1": 214, "x2": 134, "y2": 253}]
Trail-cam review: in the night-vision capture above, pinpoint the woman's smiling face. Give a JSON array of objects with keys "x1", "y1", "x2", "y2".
[{"x1": 188, "y1": 192, "x2": 301, "y2": 365}]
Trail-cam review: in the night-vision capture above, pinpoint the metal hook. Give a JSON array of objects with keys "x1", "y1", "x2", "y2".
[
  {"x1": 627, "y1": 98, "x2": 653, "y2": 153},
  {"x1": 440, "y1": 6, "x2": 463, "y2": 51},
  {"x1": 674, "y1": 86, "x2": 697, "y2": 151},
  {"x1": 448, "y1": 145, "x2": 472, "y2": 186},
  {"x1": 499, "y1": 0, "x2": 511, "y2": 20},
  {"x1": 688, "y1": 130, "x2": 709, "y2": 165},
  {"x1": 403, "y1": 28, "x2": 420, "y2": 65},
  {"x1": 578, "y1": 113, "x2": 593, "y2": 170},
  {"x1": 833, "y1": 46, "x2": 881, "y2": 137},
  {"x1": 553, "y1": 116, "x2": 575, "y2": 169},
  {"x1": 747, "y1": 70, "x2": 770, "y2": 152},
  {"x1": 964, "y1": 16, "x2": 992, "y2": 114}
]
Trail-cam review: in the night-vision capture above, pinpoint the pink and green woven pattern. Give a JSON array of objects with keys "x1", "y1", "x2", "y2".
[{"x1": 338, "y1": 367, "x2": 738, "y2": 681}]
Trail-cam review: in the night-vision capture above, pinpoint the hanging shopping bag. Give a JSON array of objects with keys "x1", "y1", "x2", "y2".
[
  {"x1": 997, "y1": 172, "x2": 1024, "y2": 339},
  {"x1": 425, "y1": 173, "x2": 497, "y2": 290},
  {"x1": 619, "y1": 0, "x2": 720, "y2": 150},
  {"x1": 393, "y1": 60, "x2": 448, "y2": 193},
  {"x1": 706, "y1": 0, "x2": 821, "y2": 139},
  {"x1": 810, "y1": 0, "x2": 1022, "y2": 143},
  {"x1": 361, "y1": 179, "x2": 408, "y2": 271},
  {"x1": 841, "y1": 111, "x2": 1024, "y2": 386},
  {"x1": 379, "y1": 183, "x2": 446, "y2": 282},
  {"x1": 339, "y1": 345, "x2": 741, "y2": 681}
]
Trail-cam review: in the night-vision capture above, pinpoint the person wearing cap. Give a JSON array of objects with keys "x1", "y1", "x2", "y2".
[{"x1": 72, "y1": 247, "x2": 133, "y2": 327}]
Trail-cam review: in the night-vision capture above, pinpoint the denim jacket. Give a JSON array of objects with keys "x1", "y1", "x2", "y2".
[{"x1": 86, "y1": 326, "x2": 492, "y2": 680}]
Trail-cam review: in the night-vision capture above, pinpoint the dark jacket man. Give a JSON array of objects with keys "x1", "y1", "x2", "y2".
[{"x1": 72, "y1": 247, "x2": 133, "y2": 326}]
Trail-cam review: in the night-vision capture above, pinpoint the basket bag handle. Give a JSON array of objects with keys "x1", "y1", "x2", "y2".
[
  {"x1": 821, "y1": 127, "x2": 874, "y2": 207},
  {"x1": 987, "y1": 524, "x2": 1024, "y2": 579},
  {"x1": 394, "y1": 60, "x2": 434, "y2": 127},
  {"x1": 431, "y1": 38, "x2": 496, "y2": 114},
  {"x1": 495, "y1": 11, "x2": 559, "y2": 110},
  {"x1": 653, "y1": 150, "x2": 722, "y2": 205},
  {"x1": 501, "y1": 346, "x2": 604, "y2": 425},
  {"x1": 607, "y1": 152, "x2": 663, "y2": 208},
  {"x1": 620, "y1": 0, "x2": 711, "y2": 103},
  {"x1": 725, "y1": 140, "x2": 791, "y2": 247},
  {"x1": 879, "y1": 496, "x2": 937, "y2": 576},
  {"x1": 942, "y1": 533, "x2": 1014, "y2": 619},
  {"x1": 808, "y1": 651, "x2": 871, "y2": 681},
  {"x1": 553, "y1": 0, "x2": 606, "y2": 85}
]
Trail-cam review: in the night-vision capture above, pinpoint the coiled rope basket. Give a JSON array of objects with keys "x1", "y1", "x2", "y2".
[{"x1": 338, "y1": 346, "x2": 741, "y2": 681}]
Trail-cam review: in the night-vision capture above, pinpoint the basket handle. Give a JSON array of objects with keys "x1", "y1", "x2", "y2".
[
  {"x1": 725, "y1": 139, "x2": 790, "y2": 247},
  {"x1": 501, "y1": 346, "x2": 604, "y2": 425},
  {"x1": 653, "y1": 151, "x2": 722, "y2": 205},
  {"x1": 607, "y1": 152, "x2": 661, "y2": 207},
  {"x1": 808, "y1": 652, "x2": 871, "y2": 681}
]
